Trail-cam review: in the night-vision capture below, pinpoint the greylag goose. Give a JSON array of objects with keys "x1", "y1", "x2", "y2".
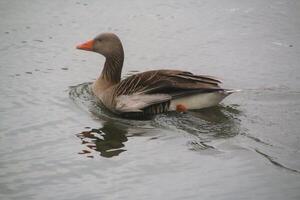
[{"x1": 76, "y1": 33, "x2": 236, "y2": 118}]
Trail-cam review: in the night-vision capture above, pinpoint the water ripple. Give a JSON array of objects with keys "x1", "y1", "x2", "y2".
[{"x1": 255, "y1": 149, "x2": 300, "y2": 174}]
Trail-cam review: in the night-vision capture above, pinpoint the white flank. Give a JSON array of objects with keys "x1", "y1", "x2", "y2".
[{"x1": 169, "y1": 90, "x2": 239, "y2": 111}]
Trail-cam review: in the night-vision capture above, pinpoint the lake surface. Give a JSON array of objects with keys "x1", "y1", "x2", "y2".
[{"x1": 1, "y1": 0, "x2": 300, "y2": 199}]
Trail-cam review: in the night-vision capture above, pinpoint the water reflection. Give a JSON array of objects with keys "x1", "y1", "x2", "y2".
[
  {"x1": 153, "y1": 105, "x2": 243, "y2": 150},
  {"x1": 188, "y1": 105, "x2": 242, "y2": 150},
  {"x1": 158, "y1": 105, "x2": 241, "y2": 136},
  {"x1": 76, "y1": 121, "x2": 128, "y2": 158}
]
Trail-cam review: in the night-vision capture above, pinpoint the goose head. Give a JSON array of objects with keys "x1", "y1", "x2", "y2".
[{"x1": 76, "y1": 32, "x2": 123, "y2": 58}]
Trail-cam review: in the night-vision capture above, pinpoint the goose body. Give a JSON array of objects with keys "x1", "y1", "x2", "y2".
[{"x1": 76, "y1": 33, "x2": 236, "y2": 118}]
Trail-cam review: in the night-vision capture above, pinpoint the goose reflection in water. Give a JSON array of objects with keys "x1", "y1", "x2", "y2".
[
  {"x1": 77, "y1": 121, "x2": 128, "y2": 158},
  {"x1": 187, "y1": 105, "x2": 242, "y2": 150},
  {"x1": 153, "y1": 104, "x2": 243, "y2": 151},
  {"x1": 75, "y1": 104, "x2": 242, "y2": 158}
]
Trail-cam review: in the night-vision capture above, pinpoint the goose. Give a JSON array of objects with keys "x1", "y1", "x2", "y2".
[{"x1": 76, "y1": 33, "x2": 236, "y2": 118}]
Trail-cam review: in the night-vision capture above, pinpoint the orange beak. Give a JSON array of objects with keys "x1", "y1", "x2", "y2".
[{"x1": 76, "y1": 39, "x2": 94, "y2": 51}]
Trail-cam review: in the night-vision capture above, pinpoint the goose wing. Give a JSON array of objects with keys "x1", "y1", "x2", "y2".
[
  {"x1": 115, "y1": 93, "x2": 171, "y2": 113},
  {"x1": 114, "y1": 69, "x2": 222, "y2": 96},
  {"x1": 112, "y1": 70, "x2": 223, "y2": 113}
]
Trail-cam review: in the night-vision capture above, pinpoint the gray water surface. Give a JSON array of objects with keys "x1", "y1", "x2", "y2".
[{"x1": 1, "y1": 0, "x2": 300, "y2": 199}]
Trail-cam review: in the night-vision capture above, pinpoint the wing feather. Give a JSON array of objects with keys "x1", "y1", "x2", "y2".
[{"x1": 115, "y1": 93, "x2": 171, "y2": 113}]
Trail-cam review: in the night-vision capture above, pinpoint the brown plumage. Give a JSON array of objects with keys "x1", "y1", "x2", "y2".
[{"x1": 76, "y1": 33, "x2": 235, "y2": 118}]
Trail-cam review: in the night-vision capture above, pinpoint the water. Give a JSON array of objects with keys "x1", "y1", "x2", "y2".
[{"x1": 1, "y1": 0, "x2": 300, "y2": 199}]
